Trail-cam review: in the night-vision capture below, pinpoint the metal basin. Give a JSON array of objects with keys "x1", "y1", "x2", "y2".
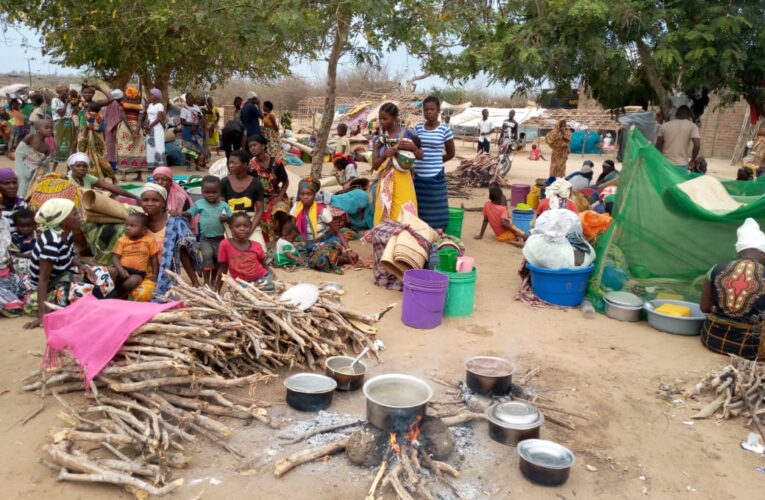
[
  {"x1": 325, "y1": 355, "x2": 367, "y2": 391},
  {"x1": 517, "y1": 439, "x2": 575, "y2": 486}
]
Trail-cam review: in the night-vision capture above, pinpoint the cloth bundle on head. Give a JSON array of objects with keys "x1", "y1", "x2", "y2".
[
  {"x1": 581, "y1": 163, "x2": 593, "y2": 174},
  {"x1": 247, "y1": 91, "x2": 258, "y2": 99},
  {"x1": 36, "y1": 198, "x2": 75, "y2": 232},
  {"x1": 142, "y1": 182, "x2": 168, "y2": 200},
  {"x1": 736, "y1": 218, "x2": 765, "y2": 254},
  {"x1": 546, "y1": 178, "x2": 572, "y2": 209},
  {"x1": 150, "y1": 88, "x2": 162, "y2": 100},
  {"x1": 0, "y1": 167, "x2": 16, "y2": 182},
  {"x1": 110, "y1": 89, "x2": 124, "y2": 100},
  {"x1": 67, "y1": 152, "x2": 90, "y2": 167}
]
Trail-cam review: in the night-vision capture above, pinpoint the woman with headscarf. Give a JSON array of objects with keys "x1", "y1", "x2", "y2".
[
  {"x1": 247, "y1": 135, "x2": 290, "y2": 242},
  {"x1": 290, "y1": 176, "x2": 358, "y2": 272},
  {"x1": 51, "y1": 85, "x2": 78, "y2": 168},
  {"x1": 144, "y1": 88, "x2": 166, "y2": 170},
  {"x1": 66, "y1": 153, "x2": 139, "y2": 200},
  {"x1": 535, "y1": 178, "x2": 578, "y2": 217},
  {"x1": 151, "y1": 166, "x2": 193, "y2": 214},
  {"x1": 594, "y1": 160, "x2": 620, "y2": 189},
  {"x1": 103, "y1": 89, "x2": 131, "y2": 173},
  {"x1": 117, "y1": 86, "x2": 147, "y2": 181},
  {"x1": 0, "y1": 168, "x2": 29, "y2": 236},
  {"x1": 700, "y1": 218, "x2": 765, "y2": 360},
  {"x1": 545, "y1": 119, "x2": 571, "y2": 178}
]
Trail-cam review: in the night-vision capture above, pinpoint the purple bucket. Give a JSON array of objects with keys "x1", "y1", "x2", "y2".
[
  {"x1": 401, "y1": 269, "x2": 449, "y2": 329},
  {"x1": 510, "y1": 184, "x2": 531, "y2": 206}
]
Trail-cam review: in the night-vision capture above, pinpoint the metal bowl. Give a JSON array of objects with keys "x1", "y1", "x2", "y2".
[
  {"x1": 603, "y1": 291, "x2": 644, "y2": 322},
  {"x1": 325, "y1": 356, "x2": 367, "y2": 391},
  {"x1": 645, "y1": 299, "x2": 705, "y2": 336},
  {"x1": 395, "y1": 151, "x2": 416, "y2": 172},
  {"x1": 284, "y1": 373, "x2": 337, "y2": 412},
  {"x1": 517, "y1": 439, "x2": 575, "y2": 486},
  {"x1": 486, "y1": 401, "x2": 544, "y2": 446},
  {"x1": 363, "y1": 374, "x2": 433, "y2": 431},
  {"x1": 465, "y1": 356, "x2": 515, "y2": 395}
]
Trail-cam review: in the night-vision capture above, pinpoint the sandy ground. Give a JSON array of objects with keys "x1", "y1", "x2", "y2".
[{"x1": 0, "y1": 144, "x2": 760, "y2": 499}]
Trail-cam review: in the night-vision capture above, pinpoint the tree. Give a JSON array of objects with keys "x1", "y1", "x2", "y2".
[{"x1": 424, "y1": 1, "x2": 765, "y2": 115}]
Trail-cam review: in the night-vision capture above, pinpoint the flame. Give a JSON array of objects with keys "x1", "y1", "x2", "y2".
[
  {"x1": 405, "y1": 415, "x2": 422, "y2": 445},
  {"x1": 389, "y1": 432, "x2": 400, "y2": 454}
]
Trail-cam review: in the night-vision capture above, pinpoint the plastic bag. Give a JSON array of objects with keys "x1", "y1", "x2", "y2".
[{"x1": 579, "y1": 210, "x2": 612, "y2": 241}]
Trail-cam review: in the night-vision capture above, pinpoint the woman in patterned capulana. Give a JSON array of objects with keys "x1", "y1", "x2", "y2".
[{"x1": 700, "y1": 218, "x2": 765, "y2": 361}]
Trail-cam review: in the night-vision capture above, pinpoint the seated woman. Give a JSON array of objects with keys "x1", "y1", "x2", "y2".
[
  {"x1": 535, "y1": 178, "x2": 578, "y2": 217},
  {"x1": 594, "y1": 160, "x2": 620, "y2": 189},
  {"x1": 566, "y1": 160, "x2": 594, "y2": 191},
  {"x1": 290, "y1": 177, "x2": 358, "y2": 273},
  {"x1": 700, "y1": 218, "x2": 765, "y2": 361},
  {"x1": 66, "y1": 153, "x2": 139, "y2": 201},
  {"x1": 151, "y1": 166, "x2": 193, "y2": 214},
  {"x1": 247, "y1": 135, "x2": 290, "y2": 243},
  {"x1": 221, "y1": 150, "x2": 266, "y2": 249},
  {"x1": 0, "y1": 218, "x2": 30, "y2": 317}
]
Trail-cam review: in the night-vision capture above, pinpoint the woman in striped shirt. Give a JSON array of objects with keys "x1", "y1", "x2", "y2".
[{"x1": 413, "y1": 96, "x2": 455, "y2": 230}]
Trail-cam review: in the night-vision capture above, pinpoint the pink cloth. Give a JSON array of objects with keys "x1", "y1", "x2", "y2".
[{"x1": 43, "y1": 294, "x2": 181, "y2": 386}]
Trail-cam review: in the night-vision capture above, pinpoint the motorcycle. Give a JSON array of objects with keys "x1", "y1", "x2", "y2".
[{"x1": 497, "y1": 138, "x2": 518, "y2": 177}]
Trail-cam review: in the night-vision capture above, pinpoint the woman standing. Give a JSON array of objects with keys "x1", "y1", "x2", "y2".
[
  {"x1": 77, "y1": 82, "x2": 115, "y2": 180},
  {"x1": 144, "y1": 88, "x2": 166, "y2": 170},
  {"x1": 221, "y1": 150, "x2": 266, "y2": 249},
  {"x1": 261, "y1": 101, "x2": 282, "y2": 159},
  {"x1": 247, "y1": 135, "x2": 290, "y2": 242},
  {"x1": 370, "y1": 103, "x2": 423, "y2": 225},
  {"x1": 700, "y1": 218, "x2": 765, "y2": 361},
  {"x1": 203, "y1": 97, "x2": 220, "y2": 155},
  {"x1": 180, "y1": 94, "x2": 205, "y2": 171},
  {"x1": 117, "y1": 87, "x2": 147, "y2": 180},
  {"x1": 546, "y1": 119, "x2": 571, "y2": 178},
  {"x1": 103, "y1": 89, "x2": 129, "y2": 173},
  {"x1": 51, "y1": 85, "x2": 78, "y2": 169},
  {"x1": 413, "y1": 96, "x2": 455, "y2": 230}
]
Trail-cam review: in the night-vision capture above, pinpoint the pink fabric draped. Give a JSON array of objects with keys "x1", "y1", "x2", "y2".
[
  {"x1": 153, "y1": 166, "x2": 194, "y2": 213},
  {"x1": 43, "y1": 294, "x2": 182, "y2": 386}
]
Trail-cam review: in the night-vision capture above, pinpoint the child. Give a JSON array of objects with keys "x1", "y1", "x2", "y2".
[
  {"x1": 335, "y1": 123, "x2": 351, "y2": 154},
  {"x1": 528, "y1": 144, "x2": 546, "y2": 161},
  {"x1": 86, "y1": 101, "x2": 103, "y2": 131},
  {"x1": 274, "y1": 221, "x2": 305, "y2": 267},
  {"x1": 109, "y1": 213, "x2": 160, "y2": 298},
  {"x1": 517, "y1": 132, "x2": 527, "y2": 152},
  {"x1": 11, "y1": 209, "x2": 36, "y2": 254},
  {"x1": 8, "y1": 99, "x2": 26, "y2": 151},
  {"x1": 332, "y1": 152, "x2": 359, "y2": 188},
  {"x1": 474, "y1": 184, "x2": 526, "y2": 248},
  {"x1": 184, "y1": 176, "x2": 233, "y2": 286},
  {"x1": 15, "y1": 119, "x2": 52, "y2": 198},
  {"x1": 216, "y1": 212, "x2": 274, "y2": 291}
]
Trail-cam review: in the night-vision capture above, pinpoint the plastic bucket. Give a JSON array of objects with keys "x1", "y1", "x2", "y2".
[
  {"x1": 510, "y1": 184, "x2": 531, "y2": 206},
  {"x1": 445, "y1": 207, "x2": 464, "y2": 238},
  {"x1": 512, "y1": 209, "x2": 535, "y2": 236},
  {"x1": 527, "y1": 264, "x2": 593, "y2": 307},
  {"x1": 436, "y1": 266, "x2": 478, "y2": 317},
  {"x1": 401, "y1": 269, "x2": 449, "y2": 329},
  {"x1": 439, "y1": 248, "x2": 458, "y2": 272}
]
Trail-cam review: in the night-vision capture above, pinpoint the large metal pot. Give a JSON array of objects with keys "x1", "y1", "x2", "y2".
[
  {"x1": 517, "y1": 439, "x2": 575, "y2": 486},
  {"x1": 486, "y1": 401, "x2": 543, "y2": 446},
  {"x1": 465, "y1": 356, "x2": 515, "y2": 395},
  {"x1": 325, "y1": 356, "x2": 367, "y2": 391},
  {"x1": 284, "y1": 373, "x2": 337, "y2": 412},
  {"x1": 603, "y1": 291, "x2": 644, "y2": 322},
  {"x1": 363, "y1": 374, "x2": 433, "y2": 431}
]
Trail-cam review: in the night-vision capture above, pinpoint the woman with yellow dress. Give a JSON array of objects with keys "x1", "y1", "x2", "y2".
[
  {"x1": 203, "y1": 96, "x2": 220, "y2": 156},
  {"x1": 370, "y1": 102, "x2": 423, "y2": 226}
]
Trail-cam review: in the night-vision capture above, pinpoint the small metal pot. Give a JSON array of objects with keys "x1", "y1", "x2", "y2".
[
  {"x1": 325, "y1": 356, "x2": 367, "y2": 391},
  {"x1": 284, "y1": 373, "x2": 337, "y2": 412},
  {"x1": 517, "y1": 439, "x2": 575, "y2": 486},
  {"x1": 363, "y1": 374, "x2": 433, "y2": 431},
  {"x1": 465, "y1": 356, "x2": 515, "y2": 395},
  {"x1": 603, "y1": 291, "x2": 644, "y2": 322},
  {"x1": 486, "y1": 401, "x2": 544, "y2": 446}
]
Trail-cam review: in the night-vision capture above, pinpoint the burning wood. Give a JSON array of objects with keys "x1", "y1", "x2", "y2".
[{"x1": 24, "y1": 275, "x2": 391, "y2": 496}]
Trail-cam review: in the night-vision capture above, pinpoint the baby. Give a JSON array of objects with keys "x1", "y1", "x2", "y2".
[
  {"x1": 274, "y1": 221, "x2": 305, "y2": 267},
  {"x1": 11, "y1": 209, "x2": 36, "y2": 254},
  {"x1": 109, "y1": 213, "x2": 160, "y2": 298}
]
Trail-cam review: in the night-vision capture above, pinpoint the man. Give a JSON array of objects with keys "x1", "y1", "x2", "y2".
[
  {"x1": 240, "y1": 91, "x2": 262, "y2": 147},
  {"x1": 499, "y1": 109, "x2": 518, "y2": 144},
  {"x1": 443, "y1": 115, "x2": 452, "y2": 130},
  {"x1": 221, "y1": 116, "x2": 245, "y2": 160},
  {"x1": 477, "y1": 108, "x2": 493, "y2": 153},
  {"x1": 656, "y1": 105, "x2": 701, "y2": 169}
]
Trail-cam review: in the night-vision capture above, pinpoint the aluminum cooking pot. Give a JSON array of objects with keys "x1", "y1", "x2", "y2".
[{"x1": 363, "y1": 374, "x2": 432, "y2": 431}]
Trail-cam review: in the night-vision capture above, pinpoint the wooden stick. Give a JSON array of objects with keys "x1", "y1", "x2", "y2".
[
  {"x1": 273, "y1": 436, "x2": 350, "y2": 477},
  {"x1": 365, "y1": 459, "x2": 388, "y2": 500},
  {"x1": 441, "y1": 412, "x2": 483, "y2": 426},
  {"x1": 281, "y1": 420, "x2": 365, "y2": 444}
]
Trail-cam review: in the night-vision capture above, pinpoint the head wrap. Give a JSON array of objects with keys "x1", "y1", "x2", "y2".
[
  {"x1": 67, "y1": 152, "x2": 90, "y2": 167},
  {"x1": 736, "y1": 218, "x2": 765, "y2": 254},
  {"x1": 142, "y1": 182, "x2": 168, "y2": 200},
  {"x1": 0, "y1": 168, "x2": 17, "y2": 182},
  {"x1": 602, "y1": 159, "x2": 615, "y2": 171},
  {"x1": 546, "y1": 178, "x2": 572, "y2": 209},
  {"x1": 110, "y1": 89, "x2": 124, "y2": 100},
  {"x1": 298, "y1": 177, "x2": 321, "y2": 194},
  {"x1": 247, "y1": 91, "x2": 258, "y2": 99},
  {"x1": 35, "y1": 199, "x2": 76, "y2": 232},
  {"x1": 152, "y1": 166, "x2": 174, "y2": 180},
  {"x1": 581, "y1": 163, "x2": 593, "y2": 174},
  {"x1": 150, "y1": 88, "x2": 162, "y2": 99},
  {"x1": 125, "y1": 86, "x2": 139, "y2": 99}
]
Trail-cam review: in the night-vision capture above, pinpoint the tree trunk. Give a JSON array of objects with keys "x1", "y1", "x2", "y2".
[
  {"x1": 635, "y1": 38, "x2": 671, "y2": 115},
  {"x1": 311, "y1": 7, "x2": 351, "y2": 179}
]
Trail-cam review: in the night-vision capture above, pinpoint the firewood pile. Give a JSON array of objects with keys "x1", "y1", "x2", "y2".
[
  {"x1": 447, "y1": 153, "x2": 508, "y2": 191},
  {"x1": 24, "y1": 273, "x2": 391, "y2": 496},
  {"x1": 684, "y1": 356, "x2": 765, "y2": 441}
]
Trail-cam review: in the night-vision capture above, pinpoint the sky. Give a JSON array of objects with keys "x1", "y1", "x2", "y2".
[{"x1": 0, "y1": 24, "x2": 513, "y2": 94}]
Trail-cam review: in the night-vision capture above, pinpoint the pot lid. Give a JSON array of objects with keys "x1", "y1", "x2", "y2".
[
  {"x1": 604, "y1": 291, "x2": 644, "y2": 307},
  {"x1": 284, "y1": 373, "x2": 337, "y2": 394},
  {"x1": 486, "y1": 401, "x2": 543, "y2": 428}
]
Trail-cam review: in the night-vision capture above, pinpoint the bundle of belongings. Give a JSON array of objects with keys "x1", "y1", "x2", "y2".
[{"x1": 523, "y1": 208, "x2": 596, "y2": 270}]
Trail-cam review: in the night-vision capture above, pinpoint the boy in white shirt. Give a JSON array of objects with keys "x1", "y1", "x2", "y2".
[{"x1": 477, "y1": 109, "x2": 493, "y2": 153}]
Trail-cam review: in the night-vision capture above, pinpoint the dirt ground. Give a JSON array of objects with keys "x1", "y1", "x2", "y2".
[{"x1": 0, "y1": 143, "x2": 761, "y2": 499}]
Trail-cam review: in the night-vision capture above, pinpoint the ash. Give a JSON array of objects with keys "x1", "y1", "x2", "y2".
[
  {"x1": 450, "y1": 425, "x2": 479, "y2": 459},
  {"x1": 277, "y1": 411, "x2": 360, "y2": 447}
]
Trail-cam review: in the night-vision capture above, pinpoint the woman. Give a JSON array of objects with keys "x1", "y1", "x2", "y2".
[
  {"x1": 77, "y1": 83, "x2": 115, "y2": 180},
  {"x1": 261, "y1": 101, "x2": 282, "y2": 159},
  {"x1": 700, "y1": 218, "x2": 765, "y2": 360},
  {"x1": 66, "y1": 153, "x2": 139, "y2": 200},
  {"x1": 221, "y1": 150, "x2": 266, "y2": 249},
  {"x1": 546, "y1": 119, "x2": 571, "y2": 178},
  {"x1": 15, "y1": 120, "x2": 52, "y2": 199},
  {"x1": 535, "y1": 178, "x2": 578, "y2": 217},
  {"x1": 566, "y1": 160, "x2": 594, "y2": 191},
  {"x1": 0, "y1": 168, "x2": 29, "y2": 235},
  {"x1": 247, "y1": 135, "x2": 290, "y2": 242},
  {"x1": 413, "y1": 96, "x2": 455, "y2": 230},
  {"x1": 139, "y1": 183, "x2": 201, "y2": 298},
  {"x1": 0, "y1": 218, "x2": 29, "y2": 317},
  {"x1": 51, "y1": 85, "x2": 78, "y2": 168},
  {"x1": 180, "y1": 94, "x2": 206, "y2": 171},
  {"x1": 203, "y1": 97, "x2": 220, "y2": 155},
  {"x1": 370, "y1": 102, "x2": 423, "y2": 226},
  {"x1": 151, "y1": 166, "x2": 193, "y2": 214},
  {"x1": 103, "y1": 89, "x2": 130, "y2": 172},
  {"x1": 290, "y1": 177, "x2": 358, "y2": 272},
  {"x1": 144, "y1": 88, "x2": 166, "y2": 170},
  {"x1": 117, "y1": 87, "x2": 147, "y2": 180},
  {"x1": 594, "y1": 160, "x2": 619, "y2": 189}
]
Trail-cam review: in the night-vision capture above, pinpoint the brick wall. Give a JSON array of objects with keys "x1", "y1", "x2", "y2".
[
  {"x1": 699, "y1": 95, "x2": 748, "y2": 159},
  {"x1": 222, "y1": 104, "x2": 236, "y2": 124}
]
